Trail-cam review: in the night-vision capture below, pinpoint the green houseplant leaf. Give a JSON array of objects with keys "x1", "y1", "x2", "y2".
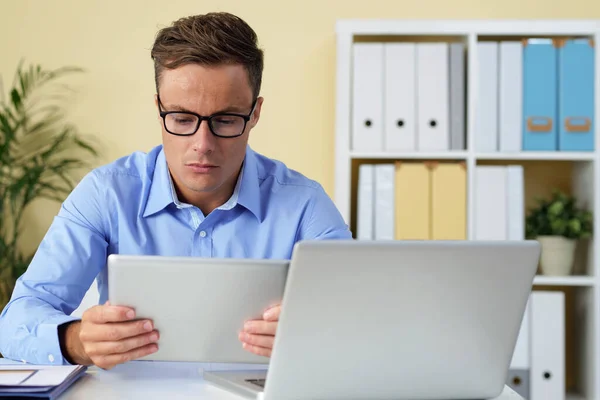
[
  {"x1": 525, "y1": 190, "x2": 593, "y2": 240},
  {"x1": 0, "y1": 61, "x2": 99, "y2": 309}
]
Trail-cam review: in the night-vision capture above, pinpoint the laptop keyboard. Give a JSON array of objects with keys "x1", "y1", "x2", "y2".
[{"x1": 246, "y1": 379, "x2": 266, "y2": 388}]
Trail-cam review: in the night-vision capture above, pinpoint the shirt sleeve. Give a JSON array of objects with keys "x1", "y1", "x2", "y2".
[
  {"x1": 298, "y1": 185, "x2": 353, "y2": 241},
  {"x1": 0, "y1": 170, "x2": 109, "y2": 365}
]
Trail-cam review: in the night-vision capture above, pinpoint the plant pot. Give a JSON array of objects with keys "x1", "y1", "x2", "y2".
[{"x1": 537, "y1": 235, "x2": 577, "y2": 276}]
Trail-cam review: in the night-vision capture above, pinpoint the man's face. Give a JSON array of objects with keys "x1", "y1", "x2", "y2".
[{"x1": 155, "y1": 63, "x2": 262, "y2": 204}]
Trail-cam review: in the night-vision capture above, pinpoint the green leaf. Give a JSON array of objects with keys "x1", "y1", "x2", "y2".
[
  {"x1": 526, "y1": 189, "x2": 593, "y2": 239},
  {"x1": 0, "y1": 61, "x2": 99, "y2": 289}
]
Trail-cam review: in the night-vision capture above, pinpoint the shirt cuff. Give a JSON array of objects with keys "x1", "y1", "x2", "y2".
[{"x1": 36, "y1": 314, "x2": 80, "y2": 365}]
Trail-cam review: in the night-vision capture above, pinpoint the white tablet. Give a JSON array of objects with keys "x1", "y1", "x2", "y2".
[{"x1": 107, "y1": 254, "x2": 289, "y2": 364}]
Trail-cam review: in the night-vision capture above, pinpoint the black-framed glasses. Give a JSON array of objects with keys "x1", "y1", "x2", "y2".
[{"x1": 157, "y1": 95, "x2": 257, "y2": 138}]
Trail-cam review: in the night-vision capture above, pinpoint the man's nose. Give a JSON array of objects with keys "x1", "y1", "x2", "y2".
[{"x1": 192, "y1": 120, "x2": 216, "y2": 154}]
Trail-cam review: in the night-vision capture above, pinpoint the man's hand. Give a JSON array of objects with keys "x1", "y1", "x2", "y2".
[
  {"x1": 63, "y1": 302, "x2": 159, "y2": 369},
  {"x1": 239, "y1": 304, "x2": 281, "y2": 358}
]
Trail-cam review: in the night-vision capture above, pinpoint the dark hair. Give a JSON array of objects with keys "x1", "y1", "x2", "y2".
[{"x1": 150, "y1": 12, "x2": 264, "y2": 99}]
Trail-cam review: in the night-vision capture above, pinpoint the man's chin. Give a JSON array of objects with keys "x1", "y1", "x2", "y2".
[{"x1": 183, "y1": 180, "x2": 220, "y2": 194}]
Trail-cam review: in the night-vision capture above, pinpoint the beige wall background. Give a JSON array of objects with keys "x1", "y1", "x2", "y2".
[{"x1": 3, "y1": 0, "x2": 600, "y2": 253}]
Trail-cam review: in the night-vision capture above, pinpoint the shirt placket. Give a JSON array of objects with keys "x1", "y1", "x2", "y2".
[{"x1": 189, "y1": 208, "x2": 212, "y2": 257}]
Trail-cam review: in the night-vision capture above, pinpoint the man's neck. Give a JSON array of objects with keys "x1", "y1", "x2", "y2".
[
  {"x1": 173, "y1": 165, "x2": 242, "y2": 216},
  {"x1": 179, "y1": 188, "x2": 231, "y2": 216}
]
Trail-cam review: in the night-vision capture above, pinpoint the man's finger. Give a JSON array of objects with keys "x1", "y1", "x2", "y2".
[
  {"x1": 238, "y1": 332, "x2": 274, "y2": 349},
  {"x1": 83, "y1": 305, "x2": 136, "y2": 324},
  {"x1": 86, "y1": 330, "x2": 160, "y2": 357},
  {"x1": 81, "y1": 319, "x2": 154, "y2": 342},
  {"x1": 263, "y1": 305, "x2": 281, "y2": 321},
  {"x1": 242, "y1": 342, "x2": 271, "y2": 358},
  {"x1": 243, "y1": 321, "x2": 277, "y2": 336},
  {"x1": 93, "y1": 343, "x2": 159, "y2": 370}
]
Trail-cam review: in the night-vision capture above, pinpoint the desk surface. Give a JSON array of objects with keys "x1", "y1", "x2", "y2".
[
  {"x1": 1, "y1": 359, "x2": 524, "y2": 399},
  {"x1": 61, "y1": 361, "x2": 524, "y2": 400}
]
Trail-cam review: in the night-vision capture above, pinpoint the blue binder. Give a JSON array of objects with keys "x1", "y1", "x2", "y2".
[
  {"x1": 523, "y1": 39, "x2": 558, "y2": 151},
  {"x1": 558, "y1": 38, "x2": 595, "y2": 151}
]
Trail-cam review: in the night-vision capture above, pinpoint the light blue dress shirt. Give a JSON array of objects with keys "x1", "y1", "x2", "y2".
[{"x1": 0, "y1": 144, "x2": 352, "y2": 365}]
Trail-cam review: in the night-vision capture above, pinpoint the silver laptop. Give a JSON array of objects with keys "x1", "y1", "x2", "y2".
[
  {"x1": 107, "y1": 254, "x2": 288, "y2": 363},
  {"x1": 204, "y1": 240, "x2": 540, "y2": 400}
]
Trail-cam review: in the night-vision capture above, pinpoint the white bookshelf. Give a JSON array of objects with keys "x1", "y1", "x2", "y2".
[
  {"x1": 533, "y1": 276, "x2": 597, "y2": 287},
  {"x1": 334, "y1": 19, "x2": 600, "y2": 400},
  {"x1": 477, "y1": 152, "x2": 596, "y2": 161}
]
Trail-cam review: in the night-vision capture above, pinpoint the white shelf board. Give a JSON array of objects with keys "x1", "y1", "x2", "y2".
[
  {"x1": 533, "y1": 275, "x2": 596, "y2": 287},
  {"x1": 336, "y1": 19, "x2": 600, "y2": 36},
  {"x1": 476, "y1": 152, "x2": 595, "y2": 161},
  {"x1": 350, "y1": 151, "x2": 468, "y2": 160}
]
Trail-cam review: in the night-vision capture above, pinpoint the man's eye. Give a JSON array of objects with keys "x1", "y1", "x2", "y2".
[
  {"x1": 174, "y1": 117, "x2": 195, "y2": 124},
  {"x1": 214, "y1": 117, "x2": 237, "y2": 125}
]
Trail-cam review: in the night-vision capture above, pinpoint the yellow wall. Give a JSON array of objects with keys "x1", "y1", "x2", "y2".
[{"x1": 3, "y1": 0, "x2": 600, "y2": 252}]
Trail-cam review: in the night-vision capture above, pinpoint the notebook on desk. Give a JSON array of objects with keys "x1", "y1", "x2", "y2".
[{"x1": 0, "y1": 364, "x2": 87, "y2": 399}]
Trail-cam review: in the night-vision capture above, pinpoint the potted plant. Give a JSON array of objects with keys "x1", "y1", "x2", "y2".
[
  {"x1": 0, "y1": 62, "x2": 99, "y2": 309},
  {"x1": 525, "y1": 190, "x2": 593, "y2": 276}
]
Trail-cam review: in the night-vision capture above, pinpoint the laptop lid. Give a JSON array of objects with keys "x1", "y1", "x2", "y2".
[
  {"x1": 262, "y1": 240, "x2": 540, "y2": 400},
  {"x1": 107, "y1": 254, "x2": 289, "y2": 364}
]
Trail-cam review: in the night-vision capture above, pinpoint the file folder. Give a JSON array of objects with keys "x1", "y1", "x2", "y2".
[
  {"x1": 352, "y1": 43, "x2": 384, "y2": 152},
  {"x1": 530, "y1": 291, "x2": 565, "y2": 400},
  {"x1": 394, "y1": 162, "x2": 430, "y2": 239},
  {"x1": 523, "y1": 39, "x2": 558, "y2": 151},
  {"x1": 499, "y1": 41, "x2": 523, "y2": 152},
  {"x1": 506, "y1": 165, "x2": 524, "y2": 240},
  {"x1": 558, "y1": 38, "x2": 595, "y2": 151},
  {"x1": 506, "y1": 369, "x2": 530, "y2": 400},
  {"x1": 431, "y1": 162, "x2": 466, "y2": 239},
  {"x1": 417, "y1": 43, "x2": 449, "y2": 151},
  {"x1": 476, "y1": 41, "x2": 499, "y2": 152},
  {"x1": 449, "y1": 43, "x2": 466, "y2": 150},
  {"x1": 384, "y1": 43, "x2": 417, "y2": 151},
  {"x1": 0, "y1": 364, "x2": 87, "y2": 399},
  {"x1": 507, "y1": 298, "x2": 531, "y2": 399},
  {"x1": 356, "y1": 164, "x2": 374, "y2": 239},
  {"x1": 374, "y1": 164, "x2": 395, "y2": 240},
  {"x1": 474, "y1": 166, "x2": 507, "y2": 239}
]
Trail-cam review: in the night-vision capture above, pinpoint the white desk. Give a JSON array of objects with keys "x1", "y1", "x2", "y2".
[
  {"x1": 54, "y1": 361, "x2": 524, "y2": 400},
  {"x1": 0, "y1": 358, "x2": 523, "y2": 399}
]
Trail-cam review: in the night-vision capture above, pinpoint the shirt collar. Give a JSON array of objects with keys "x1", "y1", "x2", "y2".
[
  {"x1": 143, "y1": 149, "x2": 173, "y2": 217},
  {"x1": 143, "y1": 146, "x2": 262, "y2": 221},
  {"x1": 236, "y1": 146, "x2": 263, "y2": 221}
]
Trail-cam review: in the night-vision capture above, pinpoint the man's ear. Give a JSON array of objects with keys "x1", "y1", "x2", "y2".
[
  {"x1": 249, "y1": 97, "x2": 264, "y2": 129},
  {"x1": 154, "y1": 94, "x2": 161, "y2": 123}
]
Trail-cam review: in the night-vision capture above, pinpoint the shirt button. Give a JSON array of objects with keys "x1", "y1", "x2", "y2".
[
  {"x1": 48, "y1": 354, "x2": 55, "y2": 363},
  {"x1": 199, "y1": 231, "x2": 207, "y2": 238}
]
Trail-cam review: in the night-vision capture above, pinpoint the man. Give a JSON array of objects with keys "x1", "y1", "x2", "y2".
[{"x1": 0, "y1": 12, "x2": 351, "y2": 369}]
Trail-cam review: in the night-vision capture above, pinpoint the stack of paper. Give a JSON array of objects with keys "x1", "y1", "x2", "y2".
[{"x1": 0, "y1": 364, "x2": 87, "y2": 399}]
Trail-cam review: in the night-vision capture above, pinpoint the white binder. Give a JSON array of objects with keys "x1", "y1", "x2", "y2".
[
  {"x1": 352, "y1": 43, "x2": 384, "y2": 152},
  {"x1": 374, "y1": 164, "x2": 395, "y2": 240},
  {"x1": 384, "y1": 43, "x2": 416, "y2": 151},
  {"x1": 356, "y1": 164, "x2": 374, "y2": 239},
  {"x1": 510, "y1": 297, "x2": 531, "y2": 369},
  {"x1": 474, "y1": 166, "x2": 507, "y2": 239},
  {"x1": 449, "y1": 43, "x2": 466, "y2": 151},
  {"x1": 530, "y1": 291, "x2": 565, "y2": 400},
  {"x1": 507, "y1": 296, "x2": 531, "y2": 399},
  {"x1": 499, "y1": 41, "x2": 523, "y2": 152},
  {"x1": 416, "y1": 43, "x2": 449, "y2": 151},
  {"x1": 506, "y1": 165, "x2": 524, "y2": 240},
  {"x1": 476, "y1": 41, "x2": 499, "y2": 152}
]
